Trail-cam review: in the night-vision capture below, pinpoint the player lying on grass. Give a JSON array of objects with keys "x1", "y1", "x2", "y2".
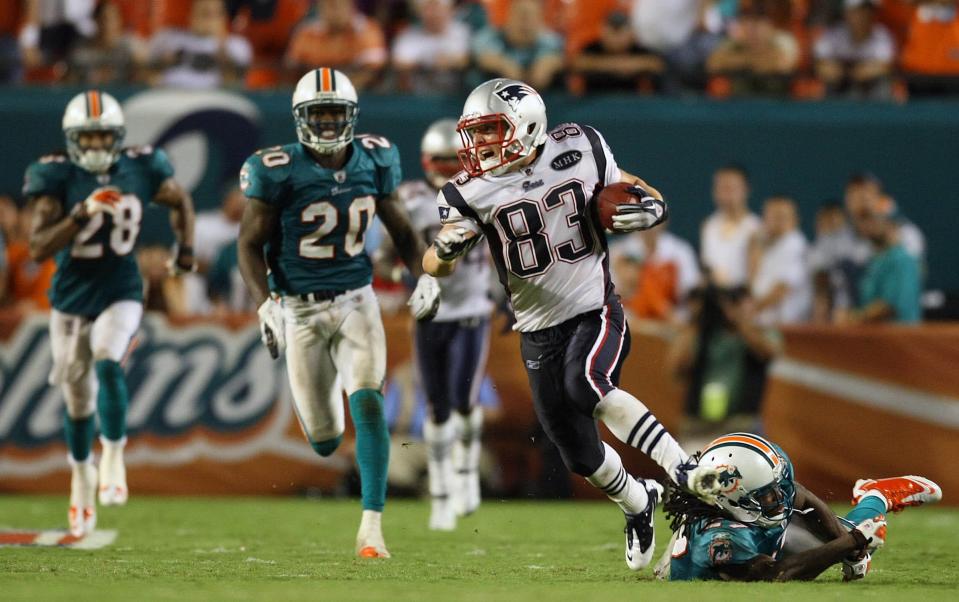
[
  {"x1": 422, "y1": 77, "x2": 721, "y2": 571},
  {"x1": 659, "y1": 432, "x2": 942, "y2": 581}
]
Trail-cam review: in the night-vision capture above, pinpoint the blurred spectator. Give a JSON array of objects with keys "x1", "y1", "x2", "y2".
[
  {"x1": 900, "y1": 0, "x2": 959, "y2": 96},
  {"x1": 814, "y1": 0, "x2": 895, "y2": 99},
  {"x1": 667, "y1": 284, "x2": 781, "y2": 436},
  {"x1": 569, "y1": 11, "x2": 664, "y2": 94},
  {"x1": 194, "y1": 186, "x2": 245, "y2": 272},
  {"x1": 149, "y1": 0, "x2": 252, "y2": 89},
  {"x1": 152, "y1": 0, "x2": 194, "y2": 32},
  {"x1": 231, "y1": 0, "x2": 310, "y2": 89},
  {"x1": 0, "y1": 0, "x2": 24, "y2": 83},
  {"x1": 707, "y1": 3, "x2": 800, "y2": 97},
  {"x1": 67, "y1": 0, "x2": 147, "y2": 85},
  {"x1": 472, "y1": 0, "x2": 564, "y2": 91},
  {"x1": 285, "y1": 0, "x2": 387, "y2": 91},
  {"x1": 700, "y1": 164, "x2": 761, "y2": 288},
  {"x1": 19, "y1": 0, "x2": 97, "y2": 80},
  {"x1": 808, "y1": 200, "x2": 859, "y2": 322},
  {"x1": 838, "y1": 203, "x2": 922, "y2": 323},
  {"x1": 3, "y1": 199, "x2": 55, "y2": 311},
  {"x1": 749, "y1": 196, "x2": 811, "y2": 325},
  {"x1": 846, "y1": 172, "x2": 925, "y2": 263},
  {"x1": 207, "y1": 240, "x2": 253, "y2": 315},
  {"x1": 611, "y1": 222, "x2": 701, "y2": 323},
  {"x1": 392, "y1": 0, "x2": 471, "y2": 93},
  {"x1": 0, "y1": 213, "x2": 6, "y2": 304},
  {"x1": 631, "y1": 0, "x2": 725, "y2": 92},
  {"x1": 138, "y1": 245, "x2": 188, "y2": 317}
]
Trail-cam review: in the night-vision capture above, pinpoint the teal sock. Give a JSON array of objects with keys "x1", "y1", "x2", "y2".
[
  {"x1": 64, "y1": 413, "x2": 96, "y2": 462},
  {"x1": 311, "y1": 435, "x2": 343, "y2": 457},
  {"x1": 348, "y1": 389, "x2": 389, "y2": 512},
  {"x1": 846, "y1": 495, "x2": 888, "y2": 525},
  {"x1": 95, "y1": 359, "x2": 128, "y2": 441}
]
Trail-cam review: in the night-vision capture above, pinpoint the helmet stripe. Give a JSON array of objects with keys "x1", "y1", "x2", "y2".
[
  {"x1": 704, "y1": 434, "x2": 780, "y2": 467},
  {"x1": 87, "y1": 91, "x2": 101, "y2": 118},
  {"x1": 320, "y1": 68, "x2": 332, "y2": 92}
]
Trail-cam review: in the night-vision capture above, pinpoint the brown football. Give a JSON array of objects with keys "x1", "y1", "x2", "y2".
[{"x1": 596, "y1": 182, "x2": 642, "y2": 231}]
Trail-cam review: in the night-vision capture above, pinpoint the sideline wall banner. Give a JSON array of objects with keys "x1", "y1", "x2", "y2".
[{"x1": 763, "y1": 324, "x2": 959, "y2": 505}]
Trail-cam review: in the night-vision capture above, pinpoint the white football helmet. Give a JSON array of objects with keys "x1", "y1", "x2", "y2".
[
  {"x1": 292, "y1": 68, "x2": 359, "y2": 155},
  {"x1": 420, "y1": 118, "x2": 462, "y2": 189},
  {"x1": 697, "y1": 433, "x2": 796, "y2": 529},
  {"x1": 457, "y1": 78, "x2": 547, "y2": 177},
  {"x1": 62, "y1": 90, "x2": 125, "y2": 174}
]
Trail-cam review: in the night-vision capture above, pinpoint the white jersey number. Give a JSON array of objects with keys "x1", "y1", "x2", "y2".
[
  {"x1": 71, "y1": 194, "x2": 143, "y2": 258},
  {"x1": 493, "y1": 180, "x2": 593, "y2": 278},
  {"x1": 299, "y1": 195, "x2": 376, "y2": 259}
]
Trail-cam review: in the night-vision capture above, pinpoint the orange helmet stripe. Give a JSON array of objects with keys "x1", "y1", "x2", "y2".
[
  {"x1": 87, "y1": 91, "x2": 101, "y2": 118},
  {"x1": 320, "y1": 68, "x2": 332, "y2": 92},
  {"x1": 705, "y1": 434, "x2": 781, "y2": 466}
]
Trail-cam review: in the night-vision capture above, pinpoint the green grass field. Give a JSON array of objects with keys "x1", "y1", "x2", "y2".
[{"x1": 1, "y1": 495, "x2": 956, "y2": 601}]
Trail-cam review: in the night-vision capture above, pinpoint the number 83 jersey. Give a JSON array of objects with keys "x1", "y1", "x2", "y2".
[
  {"x1": 22, "y1": 146, "x2": 174, "y2": 316},
  {"x1": 439, "y1": 123, "x2": 621, "y2": 332},
  {"x1": 240, "y1": 136, "x2": 401, "y2": 295}
]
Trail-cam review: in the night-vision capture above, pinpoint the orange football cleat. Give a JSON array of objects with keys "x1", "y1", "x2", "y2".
[{"x1": 852, "y1": 475, "x2": 942, "y2": 513}]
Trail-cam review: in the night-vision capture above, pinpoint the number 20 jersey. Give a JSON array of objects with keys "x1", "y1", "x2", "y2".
[
  {"x1": 438, "y1": 123, "x2": 621, "y2": 332},
  {"x1": 22, "y1": 147, "x2": 174, "y2": 316},
  {"x1": 240, "y1": 137, "x2": 401, "y2": 295}
]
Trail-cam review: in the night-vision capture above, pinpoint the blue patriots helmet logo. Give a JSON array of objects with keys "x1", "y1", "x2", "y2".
[{"x1": 495, "y1": 84, "x2": 537, "y2": 110}]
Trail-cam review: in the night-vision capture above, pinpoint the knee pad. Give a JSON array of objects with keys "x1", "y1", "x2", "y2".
[
  {"x1": 310, "y1": 435, "x2": 343, "y2": 457},
  {"x1": 63, "y1": 377, "x2": 96, "y2": 419}
]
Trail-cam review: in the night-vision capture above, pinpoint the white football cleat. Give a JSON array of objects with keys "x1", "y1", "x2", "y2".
[
  {"x1": 355, "y1": 510, "x2": 391, "y2": 559},
  {"x1": 429, "y1": 497, "x2": 456, "y2": 531},
  {"x1": 98, "y1": 437, "x2": 128, "y2": 506},
  {"x1": 69, "y1": 457, "x2": 97, "y2": 538},
  {"x1": 624, "y1": 480, "x2": 663, "y2": 571},
  {"x1": 452, "y1": 468, "x2": 481, "y2": 517},
  {"x1": 852, "y1": 475, "x2": 942, "y2": 513}
]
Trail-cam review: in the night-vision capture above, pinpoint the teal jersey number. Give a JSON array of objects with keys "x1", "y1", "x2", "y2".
[
  {"x1": 22, "y1": 146, "x2": 174, "y2": 316},
  {"x1": 240, "y1": 136, "x2": 401, "y2": 294}
]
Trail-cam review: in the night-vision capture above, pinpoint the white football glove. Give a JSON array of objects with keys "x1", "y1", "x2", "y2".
[
  {"x1": 852, "y1": 516, "x2": 887, "y2": 552},
  {"x1": 433, "y1": 226, "x2": 479, "y2": 261},
  {"x1": 675, "y1": 461, "x2": 722, "y2": 506},
  {"x1": 842, "y1": 552, "x2": 871, "y2": 581},
  {"x1": 408, "y1": 274, "x2": 440, "y2": 321},
  {"x1": 611, "y1": 186, "x2": 668, "y2": 233},
  {"x1": 257, "y1": 297, "x2": 286, "y2": 359},
  {"x1": 83, "y1": 186, "x2": 122, "y2": 216}
]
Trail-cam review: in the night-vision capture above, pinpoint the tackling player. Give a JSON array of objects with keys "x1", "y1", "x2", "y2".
[
  {"x1": 661, "y1": 432, "x2": 942, "y2": 581},
  {"x1": 378, "y1": 119, "x2": 493, "y2": 530},
  {"x1": 24, "y1": 90, "x2": 196, "y2": 537},
  {"x1": 422, "y1": 78, "x2": 721, "y2": 570},
  {"x1": 237, "y1": 68, "x2": 440, "y2": 559}
]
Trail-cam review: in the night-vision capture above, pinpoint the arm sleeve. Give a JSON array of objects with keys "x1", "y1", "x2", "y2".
[
  {"x1": 437, "y1": 188, "x2": 482, "y2": 236},
  {"x1": 374, "y1": 144, "x2": 402, "y2": 197},
  {"x1": 692, "y1": 528, "x2": 761, "y2": 570},
  {"x1": 582, "y1": 125, "x2": 621, "y2": 187},
  {"x1": 22, "y1": 159, "x2": 68, "y2": 199},
  {"x1": 239, "y1": 154, "x2": 282, "y2": 206}
]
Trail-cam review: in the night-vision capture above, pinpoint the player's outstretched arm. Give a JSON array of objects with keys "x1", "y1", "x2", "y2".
[
  {"x1": 619, "y1": 169, "x2": 664, "y2": 201},
  {"x1": 423, "y1": 223, "x2": 481, "y2": 278},
  {"x1": 28, "y1": 195, "x2": 85, "y2": 261},
  {"x1": 153, "y1": 178, "x2": 196, "y2": 272},
  {"x1": 376, "y1": 192, "x2": 427, "y2": 278},
  {"x1": 793, "y1": 482, "x2": 848, "y2": 542},
  {"x1": 237, "y1": 197, "x2": 277, "y2": 307}
]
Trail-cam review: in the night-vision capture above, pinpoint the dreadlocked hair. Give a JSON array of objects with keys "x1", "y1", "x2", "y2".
[{"x1": 662, "y1": 453, "x2": 727, "y2": 538}]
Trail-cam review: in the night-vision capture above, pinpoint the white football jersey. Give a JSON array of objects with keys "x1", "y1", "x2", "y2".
[
  {"x1": 399, "y1": 180, "x2": 493, "y2": 321},
  {"x1": 438, "y1": 123, "x2": 621, "y2": 332}
]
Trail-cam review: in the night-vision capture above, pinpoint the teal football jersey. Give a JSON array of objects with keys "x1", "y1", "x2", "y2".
[
  {"x1": 670, "y1": 517, "x2": 788, "y2": 581},
  {"x1": 239, "y1": 137, "x2": 401, "y2": 295},
  {"x1": 22, "y1": 147, "x2": 174, "y2": 316}
]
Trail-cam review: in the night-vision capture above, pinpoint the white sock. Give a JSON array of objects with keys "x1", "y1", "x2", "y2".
[
  {"x1": 595, "y1": 388, "x2": 688, "y2": 480},
  {"x1": 423, "y1": 419, "x2": 456, "y2": 500},
  {"x1": 586, "y1": 442, "x2": 649, "y2": 515},
  {"x1": 452, "y1": 406, "x2": 483, "y2": 478}
]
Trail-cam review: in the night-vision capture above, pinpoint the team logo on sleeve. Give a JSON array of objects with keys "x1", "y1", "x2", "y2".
[
  {"x1": 496, "y1": 84, "x2": 537, "y2": 110},
  {"x1": 438, "y1": 206, "x2": 450, "y2": 222},
  {"x1": 550, "y1": 150, "x2": 582, "y2": 171},
  {"x1": 239, "y1": 164, "x2": 250, "y2": 192},
  {"x1": 708, "y1": 537, "x2": 734, "y2": 565}
]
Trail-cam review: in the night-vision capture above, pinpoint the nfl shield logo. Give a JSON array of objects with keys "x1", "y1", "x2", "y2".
[{"x1": 334, "y1": 171, "x2": 347, "y2": 183}]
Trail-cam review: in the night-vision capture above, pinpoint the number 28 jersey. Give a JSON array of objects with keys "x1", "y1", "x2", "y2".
[
  {"x1": 438, "y1": 123, "x2": 621, "y2": 332},
  {"x1": 240, "y1": 137, "x2": 400, "y2": 295},
  {"x1": 22, "y1": 147, "x2": 174, "y2": 316}
]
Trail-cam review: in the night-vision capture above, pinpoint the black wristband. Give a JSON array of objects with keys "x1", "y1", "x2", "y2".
[
  {"x1": 70, "y1": 207, "x2": 90, "y2": 226},
  {"x1": 177, "y1": 245, "x2": 194, "y2": 256}
]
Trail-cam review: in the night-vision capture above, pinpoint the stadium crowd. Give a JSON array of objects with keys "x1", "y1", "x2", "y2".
[{"x1": 0, "y1": 0, "x2": 958, "y2": 99}]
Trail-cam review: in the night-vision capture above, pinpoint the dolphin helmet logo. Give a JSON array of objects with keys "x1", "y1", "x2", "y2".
[{"x1": 717, "y1": 465, "x2": 743, "y2": 494}]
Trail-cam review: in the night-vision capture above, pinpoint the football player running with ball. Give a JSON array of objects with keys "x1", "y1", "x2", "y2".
[
  {"x1": 24, "y1": 90, "x2": 196, "y2": 537},
  {"x1": 423, "y1": 78, "x2": 721, "y2": 571},
  {"x1": 379, "y1": 119, "x2": 493, "y2": 530},
  {"x1": 661, "y1": 432, "x2": 942, "y2": 581},
  {"x1": 238, "y1": 68, "x2": 439, "y2": 559}
]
